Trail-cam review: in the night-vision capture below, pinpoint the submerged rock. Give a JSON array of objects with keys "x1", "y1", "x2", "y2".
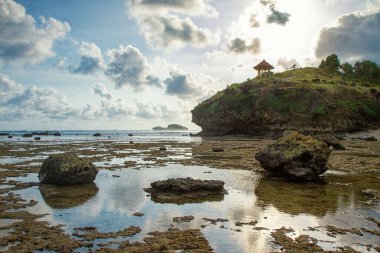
[
  {"x1": 93, "y1": 133, "x2": 101, "y2": 137},
  {"x1": 144, "y1": 177, "x2": 227, "y2": 204},
  {"x1": 39, "y1": 153, "x2": 98, "y2": 185},
  {"x1": 22, "y1": 133, "x2": 33, "y2": 137},
  {"x1": 255, "y1": 131, "x2": 331, "y2": 181}
]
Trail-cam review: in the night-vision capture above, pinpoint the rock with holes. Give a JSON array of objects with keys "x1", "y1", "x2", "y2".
[
  {"x1": 255, "y1": 131, "x2": 331, "y2": 181},
  {"x1": 39, "y1": 153, "x2": 98, "y2": 185}
]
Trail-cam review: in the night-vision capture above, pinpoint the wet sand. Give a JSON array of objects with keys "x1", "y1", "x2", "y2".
[{"x1": 0, "y1": 136, "x2": 379, "y2": 252}]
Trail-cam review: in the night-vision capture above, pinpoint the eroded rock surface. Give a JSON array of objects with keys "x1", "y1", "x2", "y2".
[
  {"x1": 144, "y1": 177, "x2": 227, "y2": 204},
  {"x1": 39, "y1": 153, "x2": 98, "y2": 185},
  {"x1": 255, "y1": 132, "x2": 331, "y2": 181}
]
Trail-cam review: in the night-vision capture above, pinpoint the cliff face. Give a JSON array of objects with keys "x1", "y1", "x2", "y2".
[{"x1": 192, "y1": 68, "x2": 380, "y2": 136}]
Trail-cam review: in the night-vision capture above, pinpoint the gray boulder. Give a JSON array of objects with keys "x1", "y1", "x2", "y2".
[
  {"x1": 39, "y1": 153, "x2": 98, "y2": 185},
  {"x1": 255, "y1": 131, "x2": 331, "y2": 181}
]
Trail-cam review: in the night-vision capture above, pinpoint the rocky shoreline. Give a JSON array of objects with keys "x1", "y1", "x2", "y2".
[{"x1": 0, "y1": 134, "x2": 379, "y2": 252}]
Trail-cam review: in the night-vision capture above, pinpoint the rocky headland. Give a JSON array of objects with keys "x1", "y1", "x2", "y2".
[
  {"x1": 192, "y1": 67, "x2": 380, "y2": 136},
  {"x1": 153, "y1": 124, "x2": 188, "y2": 130}
]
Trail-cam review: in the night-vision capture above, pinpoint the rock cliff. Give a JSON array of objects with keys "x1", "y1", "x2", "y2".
[{"x1": 192, "y1": 68, "x2": 380, "y2": 136}]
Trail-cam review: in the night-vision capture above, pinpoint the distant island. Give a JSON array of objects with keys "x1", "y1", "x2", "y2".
[{"x1": 153, "y1": 124, "x2": 188, "y2": 131}]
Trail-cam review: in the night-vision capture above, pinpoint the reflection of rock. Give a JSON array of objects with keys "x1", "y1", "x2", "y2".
[
  {"x1": 39, "y1": 183, "x2": 98, "y2": 209},
  {"x1": 39, "y1": 153, "x2": 98, "y2": 185},
  {"x1": 144, "y1": 177, "x2": 226, "y2": 205},
  {"x1": 255, "y1": 176, "x2": 338, "y2": 217},
  {"x1": 255, "y1": 131, "x2": 331, "y2": 181}
]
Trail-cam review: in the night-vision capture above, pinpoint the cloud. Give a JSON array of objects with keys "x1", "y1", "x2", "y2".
[
  {"x1": 128, "y1": 0, "x2": 218, "y2": 17},
  {"x1": 0, "y1": 73, "x2": 180, "y2": 121},
  {"x1": 137, "y1": 15, "x2": 217, "y2": 49},
  {"x1": 315, "y1": 11, "x2": 380, "y2": 62},
  {"x1": 164, "y1": 71, "x2": 202, "y2": 99},
  {"x1": 277, "y1": 58, "x2": 298, "y2": 69},
  {"x1": 258, "y1": 0, "x2": 290, "y2": 26},
  {"x1": 127, "y1": 0, "x2": 219, "y2": 49},
  {"x1": 0, "y1": 73, "x2": 23, "y2": 103},
  {"x1": 266, "y1": 5, "x2": 290, "y2": 25},
  {"x1": 69, "y1": 41, "x2": 104, "y2": 74},
  {"x1": 93, "y1": 84, "x2": 113, "y2": 100},
  {"x1": 228, "y1": 38, "x2": 261, "y2": 54},
  {"x1": 105, "y1": 45, "x2": 160, "y2": 89},
  {"x1": 0, "y1": 0, "x2": 70, "y2": 63},
  {"x1": 249, "y1": 14, "x2": 260, "y2": 28}
]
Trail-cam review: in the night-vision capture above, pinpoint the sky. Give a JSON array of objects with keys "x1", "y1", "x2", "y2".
[{"x1": 0, "y1": 0, "x2": 379, "y2": 130}]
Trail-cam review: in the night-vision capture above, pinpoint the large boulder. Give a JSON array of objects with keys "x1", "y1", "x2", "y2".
[
  {"x1": 255, "y1": 132, "x2": 331, "y2": 181},
  {"x1": 39, "y1": 153, "x2": 98, "y2": 185}
]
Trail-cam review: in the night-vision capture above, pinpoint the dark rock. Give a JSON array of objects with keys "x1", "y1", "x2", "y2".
[
  {"x1": 93, "y1": 133, "x2": 101, "y2": 137},
  {"x1": 8, "y1": 135, "x2": 12, "y2": 138},
  {"x1": 53, "y1": 132, "x2": 62, "y2": 136},
  {"x1": 39, "y1": 153, "x2": 98, "y2": 185},
  {"x1": 132, "y1": 212, "x2": 145, "y2": 217},
  {"x1": 255, "y1": 131, "x2": 331, "y2": 181},
  {"x1": 129, "y1": 141, "x2": 134, "y2": 144},
  {"x1": 362, "y1": 136, "x2": 377, "y2": 141},
  {"x1": 144, "y1": 177, "x2": 227, "y2": 204},
  {"x1": 22, "y1": 133, "x2": 33, "y2": 137},
  {"x1": 34, "y1": 137, "x2": 41, "y2": 141},
  {"x1": 159, "y1": 147, "x2": 167, "y2": 151},
  {"x1": 212, "y1": 147, "x2": 224, "y2": 152},
  {"x1": 128, "y1": 134, "x2": 134, "y2": 136},
  {"x1": 0, "y1": 132, "x2": 10, "y2": 136},
  {"x1": 32, "y1": 131, "x2": 49, "y2": 135},
  {"x1": 315, "y1": 134, "x2": 345, "y2": 150}
]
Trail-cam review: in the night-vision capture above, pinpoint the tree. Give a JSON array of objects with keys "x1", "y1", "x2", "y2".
[
  {"x1": 340, "y1": 62, "x2": 353, "y2": 76},
  {"x1": 354, "y1": 60, "x2": 379, "y2": 82},
  {"x1": 319, "y1": 54, "x2": 340, "y2": 73}
]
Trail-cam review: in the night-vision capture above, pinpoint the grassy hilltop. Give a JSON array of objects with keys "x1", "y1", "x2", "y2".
[{"x1": 192, "y1": 58, "x2": 380, "y2": 136}]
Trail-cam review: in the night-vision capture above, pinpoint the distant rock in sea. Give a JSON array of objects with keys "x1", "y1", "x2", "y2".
[{"x1": 153, "y1": 124, "x2": 188, "y2": 131}]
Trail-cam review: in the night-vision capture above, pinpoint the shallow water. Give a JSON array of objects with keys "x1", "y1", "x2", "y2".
[{"x1": 10, "y1": 164, "x2": 379, "y2": 253}]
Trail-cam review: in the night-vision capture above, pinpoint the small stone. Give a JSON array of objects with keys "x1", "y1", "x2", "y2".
[
  {"x1": 93, "y1": 133, "x2": 101, "y2": 137},
  {"x1": 212, "y1": 147, "x2": 224, "y2": 152},
  {"x1": 159, "y1": 147, "x2": 167, "y2": 151},
  {"x1": 34, "y1": 137, "x2": 41, "y2": 140},
  {"x1": 132, "y1": 212, "x2": 145, "y2": 217}
]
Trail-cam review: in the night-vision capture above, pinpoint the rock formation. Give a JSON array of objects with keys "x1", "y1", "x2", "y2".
[
  {"x1": 39, "y1": 153, "x2": 98, "y2": 185},
  {"x1": 255, "y1": 131, "x2": 331, "y2": 181},
  {"x1": 144, "y1": 177, "x2": 227, "y2": 204},
  {"x1": 191, "y1": 68, "x2": 380, "y2": 136}
]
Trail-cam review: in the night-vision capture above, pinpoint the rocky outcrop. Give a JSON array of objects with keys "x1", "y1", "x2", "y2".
[
  {"x1": 255, "y1": 132, "x2": 331, "y2": 181},
  {"x1": 314, "y1": 134, "x2": 345, "y2": 150},
  {"x1": 191, "y1": 68, "x2": 380, "y2": 136},
  {"x1": 144, "y1": 177, "x2": 227, "y2": 204},
  {"x1": 39, "y1": 153, "x2": 98, "y2": 185}
]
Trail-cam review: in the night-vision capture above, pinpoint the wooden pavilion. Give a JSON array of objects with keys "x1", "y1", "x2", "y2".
[{"x1": 253, "y1": 60, "x2": 274, "y2": 77}]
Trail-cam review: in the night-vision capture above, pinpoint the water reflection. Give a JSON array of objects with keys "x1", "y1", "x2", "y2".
[
  {"x1": 39, "y1": 183, "x2": 98, "y2": 209},
  {"x1": 255, "y1": 176, "x2": 357, "y2": 217},
  {"x1": 147, "y1": 190, "x2": 225, "y2": 205}
]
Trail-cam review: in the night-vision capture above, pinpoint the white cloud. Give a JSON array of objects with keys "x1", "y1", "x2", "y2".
[
  {"x1": 0, "y1": 0, "x2": 70, "y2": 63},
  {"x1": 69, "y1": 41, "x2": 104, "y2": 74},
  {"x1": 127, "y1": 0, "x2": 219, "y2": 50},
  {"x1": 105, "y1": 45, "x2": 160, "y2": 89}
]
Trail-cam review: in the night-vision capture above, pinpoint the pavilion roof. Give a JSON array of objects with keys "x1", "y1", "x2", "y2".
[{"x1": 253, "y1": 60, "x2": 274, "y2": 70}]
